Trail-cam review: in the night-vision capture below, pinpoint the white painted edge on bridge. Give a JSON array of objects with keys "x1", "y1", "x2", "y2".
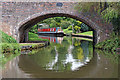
[{"x1": 1, "y1": 0, "x2": 119, "y2": 2}]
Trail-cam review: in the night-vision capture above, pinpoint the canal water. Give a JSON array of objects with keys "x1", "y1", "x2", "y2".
[{"x1": 2, "y1": 36, "x2": 118, "y2": 78}]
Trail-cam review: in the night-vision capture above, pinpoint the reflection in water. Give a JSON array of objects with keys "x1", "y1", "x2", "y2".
[
  {"x1": 46, "y1": 44, "x2": 91, "y2": 71},
  {"x1": 2, "y1": 36, "x2": 118, "y2": 78},
  {"x1": 39, "y1": 35, "x2": 64, "y2": 44},
  {"x1": 47, "y1": 46, "x2": 59, "y2": 70},
  {"x1": 28, "y1": 36, "x2": 93, "y2": 72}
]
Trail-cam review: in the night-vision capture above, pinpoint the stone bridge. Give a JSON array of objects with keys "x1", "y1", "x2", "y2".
[{"x1": 1, "y1": 2, "x2": 113, "y2": 43}]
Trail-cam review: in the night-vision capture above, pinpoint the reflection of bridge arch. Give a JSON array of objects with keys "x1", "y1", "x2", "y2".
[
  {"x1": 2, "y1": 51, "x2": 117, "y2": 78},
  {"x1": 17, "y1": 51, "x2": 118, "y2": 78},
  {"x1": 17, "y1": 51, "x2": 105, "y2": 78},
  {"x1": 17, "y1": 51, "x2": 97, "y2": 78}
]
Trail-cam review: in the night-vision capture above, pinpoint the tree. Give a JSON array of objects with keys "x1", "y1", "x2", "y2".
[
  {"x1": 81, "y1": 23, "x2": 90, "y2": 32},
  {"x1": 49, "y1": 20, "x2": 58, "y2": 28},
  {"x1": 29, "y1": 24, "x2": 38, "y2": 33},
  {"x1": 60, "y1": 20, "x2": 71, "y2": 29},
  {"x1": 67, "y1": 25, "x2": 72, "y2": 30},
  {"x1": 74, "y1": 26, "x2": 81, "y2": 33},
  {"x1": 29, "y1": 16, "x2": 93, "y2": 33},
  {"x1": 101, "y1": 2, "x2": 120, "y2": 33}
]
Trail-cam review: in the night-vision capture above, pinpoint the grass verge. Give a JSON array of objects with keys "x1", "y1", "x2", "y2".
[
  {"x1": 76, "y1": 31, "x2": 93, "y2": 37},
  {"x1": 63, "y1": 29, "x2": 73, "y2": 34},
  {"x1": 0, "y1": 30, "x2": 17, "y2": 43},
  {"x1": 28, "y1": 32, "x2": 49, "y2": 41}
]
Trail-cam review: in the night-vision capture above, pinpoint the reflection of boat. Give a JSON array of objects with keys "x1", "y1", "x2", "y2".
[{"x1": 39, "y1": 35, "x2": 63, "y2": 44}]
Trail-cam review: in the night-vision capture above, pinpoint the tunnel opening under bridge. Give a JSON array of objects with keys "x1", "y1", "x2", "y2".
[{"x1": 18, "y1": 13, "x2": 97, "y2": 45}]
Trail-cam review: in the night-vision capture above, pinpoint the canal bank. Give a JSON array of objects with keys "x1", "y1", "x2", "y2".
[
  {"x1": 1, "y1": 41, "x2": 49, "y2": 54},
  {"x1": 1, "y1": 42, "x2": 49, "y2": 68}
]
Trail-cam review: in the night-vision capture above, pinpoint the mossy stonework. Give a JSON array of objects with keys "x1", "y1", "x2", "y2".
[{"x1": 1, "y1": 2, "x2": 113, "y2": 43}]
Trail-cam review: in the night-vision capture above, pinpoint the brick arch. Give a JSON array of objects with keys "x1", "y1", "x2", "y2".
[
  {"x1": 18, "y1": 13, "x2": 98, "y2": 43},
  {"x1": 2, "y1": 2, "x2": 113, "y2": 43}
]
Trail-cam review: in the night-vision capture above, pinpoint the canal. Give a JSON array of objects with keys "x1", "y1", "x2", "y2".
[{"x1": 2, "y1": 36, "x2": 118, "y2": 78}]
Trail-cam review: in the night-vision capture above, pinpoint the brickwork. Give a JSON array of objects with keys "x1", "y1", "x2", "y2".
[
  {"x1": 1, "y1": 22, "x2": 11, "y2": 36},
  {"x1": 1, "y1": 2, "x2": 113, "y2": 43}
]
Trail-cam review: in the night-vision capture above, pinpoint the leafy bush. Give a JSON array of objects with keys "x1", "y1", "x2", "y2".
[
  {"x1": 67, "y1": 25, "x2": 72, "y2": 30},
  {"x1": 61, "y1": 20, "x2": 71, "y2": 29},
  {"x1": 95, "y1": 33, "x2": 119, "y2": 52},
  {"x1": 81, "y1": 23, "x2": 90, "y2": 32}
]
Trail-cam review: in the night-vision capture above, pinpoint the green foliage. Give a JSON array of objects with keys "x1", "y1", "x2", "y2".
[
  {"x1": 28, "y1": 32, "x2": 49, "y2": 41},
  {"x1": 95, "y1": 32, "x2": 119, "y2": 52},
  {"x1": 0, "y1": 43, "x2": 21, "y2": 67},
  {"x1": 20, "y1": 43, "x2": 45, "y2": 48},
  {"x1": 74, "y1": 25, "x2": 81, "y2": 33},
  {"x1": 1, "y1": 43, "x2": 20, "y2": 54},
  {"x1": 77, "y1": 31, "x2": 93, "y2": 37},
  {"x1": 81, "y1": 23, "x2": 90, "y2": 32},
  {"x1": 28, "y1": 49, "x2": 41, "y2": 55},
  {"x1": 101, "y1": 4, "x2": 120, "y2": 32},
  {"x1": 76, "y1": 21, "x2": 82, "y2": 26},
  {"x1": 75, "y1": 2, "x2": 97, "y2": 13},
  {"x1": 0, "y1": 30, "x2": 17, "y2": 43},
  {"x1": 49, "y1": 20, "x2": 59, "y2": 28},
  {"x1": 88, "y1": 42, "x2": 93, "y2": 59},
  {"x1": 67, "y1": 25, "x2": 72, "y2": 30},
  {"x1": 29, "y1": 16, "x2": 91, "y2": 34},
  {"x1": 54, "y1": 17, "x2": 63, "y2": 22},
  {"x1": 74, "y1": 25, "x2": 81, "y2": 31},
  {"x1": 1, "y1": 51, "x2": 20, "y2": 67},
  {"x1": 29, "y1": 25, "x2": 38, "y2": 33},
  {"x1": 60, "y1": 20, "x2": 72, "y2": 29},
  {"x1": 77, "y1": 47, "x2": 84, "y2": 61},
  {"x1": 75, "y1": 2, "x2": 120, "y2": 33},
  {"x1": 74, "y1": 40, "x2": 81, "y2": 47},
  {"x1": 0, "y1": 31, "x2": 20, "y2": 67},
  {"x1": 101, "y1": 7, "x2": 118, "y2": 22},
  {"x1": 63, "y1": 28, "x2": 73, "y2": 34}
]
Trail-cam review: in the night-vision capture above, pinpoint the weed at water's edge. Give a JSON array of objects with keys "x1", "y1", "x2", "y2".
[{"x1": 95, "y1": 33, "x2": 119, "y2": 52}]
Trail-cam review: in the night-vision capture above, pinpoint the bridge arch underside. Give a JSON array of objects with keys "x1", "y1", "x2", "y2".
[{"x1": 19, "y1": 13, "x2": 100, "y2": 43}]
